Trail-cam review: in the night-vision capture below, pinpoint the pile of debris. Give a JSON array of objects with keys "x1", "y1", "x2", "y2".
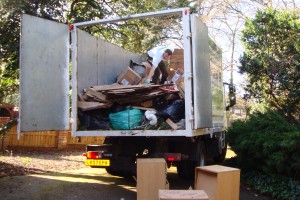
[{"x1": 77, "y1": 49, "x2": 185, "y2": 131}]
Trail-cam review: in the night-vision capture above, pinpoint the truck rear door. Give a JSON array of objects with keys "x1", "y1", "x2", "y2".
[
  {"x1": 19, "y1": 14, "x2": 70, "y2": 132},
  {"x1": 190, "y1": 14, "x2": 213, "y2": 129}
]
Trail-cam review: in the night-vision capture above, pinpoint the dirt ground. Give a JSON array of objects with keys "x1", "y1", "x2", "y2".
[
  {"x1": 0, "y1": 149, "x2": 88, "y2": 177},
  {"x1": 0, "y1": 149, "x2": 273, "y2": 200}
]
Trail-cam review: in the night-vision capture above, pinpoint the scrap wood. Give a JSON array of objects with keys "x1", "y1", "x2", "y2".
[
  {"x1": 77, "y1": 101, "x2": 112, "y2": 111},
  {"x1": 82, "y1": 93, "x2": 94, "y2": 101},
  {"x1": 106, "y1": 89, "x2": 136, "y2": 94},
  {"x1": 106, "y1": 92, "x2": 166, "y2": 104},
  {"x1": 158, "y1": 87, "x2": 179, "y2": 93},
  {"x1": 83, "y1": 83, "x2": 177, "y2": 104},
  {"x1": 106, "y1": 90, "x2": 165, "y2": 102},
  {"x1": 93, "y1": 83, "x2": 174, "y2": 92},
  {"x1": 85, "y1": 88, "x2": 107, "y2": 102},
  {"x1": 165, "y1": 118, "x2": 178, "y2": 130},
  {"x1": 129, "y1": 106, "x2": 156, "y2": 111},
  {"x1": 78, "y1": 93, "x2": 85, "y2": 101},
  {"x1": 93, "y1": 84, "x2": 145, "y2": 91}
]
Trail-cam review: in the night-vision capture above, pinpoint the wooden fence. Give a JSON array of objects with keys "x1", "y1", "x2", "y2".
[{"x1": 0, "y1": 117, "x2": 104, "y2": 150}]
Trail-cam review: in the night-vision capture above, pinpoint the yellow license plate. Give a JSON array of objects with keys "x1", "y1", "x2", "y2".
[{"x1": 85, "y1": 159, "x2": 110, "y2": 166}]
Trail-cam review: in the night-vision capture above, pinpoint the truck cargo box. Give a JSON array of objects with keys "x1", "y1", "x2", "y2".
[{"x1": 19, "y1": 8, "x2": 224, "y2": 138}]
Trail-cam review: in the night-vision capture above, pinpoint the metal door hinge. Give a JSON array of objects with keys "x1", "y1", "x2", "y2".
[{"x1": 187, "y1": 32, "x2": 192, "y2": 39}]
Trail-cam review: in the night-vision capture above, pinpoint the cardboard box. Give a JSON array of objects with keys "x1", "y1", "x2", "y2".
[
  {"x1": 159, "y1": 190, "x2": 209, "y2": 200},
  {"x1": 195, "y1": 165, "x2": 240, "y2": 200},
  {"x1": 171, "y1": 69, "x2": 183, "y2": 84},
  {"x1": 117, "y1": 67, "x2": 142, "y2": 85},
  {"x1": 137, "y1": 158, "x2": 169, "y2": 200}
]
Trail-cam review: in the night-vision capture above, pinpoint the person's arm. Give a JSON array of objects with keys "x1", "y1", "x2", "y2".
[
  {"x1": 145, "y1": 51, "x2": 162, "y2": 82},
  {"x1": 143, "y1": 63, "x2": 154, "y2": 84},
  {"x1": 146, "y1": 66, "x2": 156, "y2": 81}
]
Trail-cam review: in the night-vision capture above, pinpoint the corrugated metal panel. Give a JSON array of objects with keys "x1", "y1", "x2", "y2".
[
  {"x1": 19, "y1": 14, "x2": 69, "y2": 132},
  {"x1": 77, "y1": 29, "x2": 98, "y2": 92},
  {"x1": 97, "y1": 38, "x2": 142, "y2": 85},
  {"x1": 191, "y1": 14, "x2": 213, "y2": 129},
  {"x1": 76, "y1": 29, "x2": 142, "y2": 91}
]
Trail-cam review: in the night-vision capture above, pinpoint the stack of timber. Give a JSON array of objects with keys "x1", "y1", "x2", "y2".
[{"x1": 77, "y1": 83, "x2": 179, "y2": 111}]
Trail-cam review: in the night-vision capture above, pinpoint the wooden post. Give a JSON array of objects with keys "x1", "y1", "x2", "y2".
[{"x1": 57, "y1": 130, "x2": 68, "y2": 149}]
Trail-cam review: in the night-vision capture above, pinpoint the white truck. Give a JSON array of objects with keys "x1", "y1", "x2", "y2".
[{"x1": 19, "y1": 8, "x2": 235, "y2": 179}]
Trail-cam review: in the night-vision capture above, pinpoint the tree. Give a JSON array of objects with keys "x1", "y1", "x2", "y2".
[
  {"x1": 239, "y1": 8, "x2": 300, "y2": 123},
  {"x1": 0, "y1": 0, "x2": 67, "y2": 103},
  {"x1": 0, "y1": 0, "x2": 194, "y2": 103}
]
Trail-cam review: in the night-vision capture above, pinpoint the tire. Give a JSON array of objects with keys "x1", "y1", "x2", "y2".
[
  {"x1": 196, "y1": 140, "x2": 207, "y2": 166},
  {"x1": 105, "y1": 167, "x2": 119, "y2": 176},
  {"x1": 213, "y1": 142, "x2": 227, "y2": 163},
  {"x1": 177, "y1": 160, "x2": 196, "y2": 180},
  {"x1": 105, "y1": 167, "x2": 131, "y2": 177},
  {"x1": 177, "y1": 139, "x2": 206, "y2": 180}
]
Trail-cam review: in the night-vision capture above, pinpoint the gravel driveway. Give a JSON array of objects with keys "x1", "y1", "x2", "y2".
[
  {"x1": 0, "y1": 149, "x2": 273, "y2": 200},
  {"x1": 0, "y1": 150, "x2": 88, "y2": 177}
]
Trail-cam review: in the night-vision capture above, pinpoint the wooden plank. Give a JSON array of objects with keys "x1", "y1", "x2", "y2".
[
  {"x1": 93, "y1": 83, "x2": 172, "y2": 91},
  {"x1": 93, "y1": 84, "x2": 145, "y2": 91},
  {"x1": 77, "y1": 101, "x2": 112, "y2": 111},
  {"x1": 130, "y1": 106, "x2": 156, "y2": 111},
  {"x1": 166, "y1": 118, "x2": 178, "y2": 130},
  {"x1": 107, "y1": 89, "x2": 136, "y2": 94},
  {"x1": 78, "y1": 93, "x2": 85, "y2": 101},
  {"x1": 85, "y1": 88, "x2": 107, "y2": 101}
]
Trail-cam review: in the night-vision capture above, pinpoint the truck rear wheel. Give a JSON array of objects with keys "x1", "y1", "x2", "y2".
[
  {"x1": 212, "y1": 132, "x2": 227, "y2": 163},
  {"x1": 177, "y1": 139, "x2": 206, "y2": 180},
  {"x1": 196, "y1": 140, "x2": 206, "y2": 166},
  {"x1": 177, "y1": 160, "x2": 196, "y2": 180},
  {"x1": 105, "y1": 167, "x2": 131, "y2": 177},
  {"x1": 213, "y1": 141, "x2": 227, "y2": 163}
]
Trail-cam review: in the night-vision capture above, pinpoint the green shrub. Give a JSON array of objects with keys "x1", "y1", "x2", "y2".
[
  {"x1": 242, "y1": 170, "x2": 300, "y2": 200},
  {"x1": 227, "y1": 109, "x2": 300, "y2": 180}
]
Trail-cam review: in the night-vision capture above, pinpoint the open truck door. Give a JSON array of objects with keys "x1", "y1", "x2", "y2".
[
  {"x1": 190, "y1": 14, "x2": 213, "y2": 129},
  {"x1": 19, "y1": 14, "x2": 70, "y2": 133}
]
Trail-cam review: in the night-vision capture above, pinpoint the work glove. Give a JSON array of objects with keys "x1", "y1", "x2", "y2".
[{"x1": 144, "y1": 79, "x2": 151, "y2": 84}]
